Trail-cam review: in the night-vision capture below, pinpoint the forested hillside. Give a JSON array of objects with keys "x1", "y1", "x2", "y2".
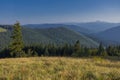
[
  {"x1": 24, "y1": 24, "x2": 92, "y2": 34},
  {"x1": 0, "y1": 25, "x2": 99, "y2": 49},
  {"x1": 93, "y1": 26, "x2": 120, "y2": 45}
]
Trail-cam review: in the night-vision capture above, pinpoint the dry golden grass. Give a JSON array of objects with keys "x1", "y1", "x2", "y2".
[{"x1": 0, "y1": 57, "x2": 120, "y2": 80}]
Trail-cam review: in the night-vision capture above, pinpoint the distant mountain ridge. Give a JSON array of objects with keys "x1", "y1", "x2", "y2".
[
  {"x1": 24, "y1": 21, "x2": 120, "y2": 34},
  {"x1": 94, "y1": 26, "x2": 120, "y2": 45},
  {"x1": 73, "y1": 21, "x2": 120, "y2": 33},
  {"x1": 24, "y1": 24, "x2": 92, "y2": 34}
]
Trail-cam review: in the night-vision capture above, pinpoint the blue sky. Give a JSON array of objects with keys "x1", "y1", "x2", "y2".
[{"x1": 0, "y1": 0, "x2": 120, "y2": 24}]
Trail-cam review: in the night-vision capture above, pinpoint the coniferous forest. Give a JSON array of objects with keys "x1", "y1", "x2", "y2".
[{"x1": 0, "y1": 22, "x2": 120, "y2": 58}]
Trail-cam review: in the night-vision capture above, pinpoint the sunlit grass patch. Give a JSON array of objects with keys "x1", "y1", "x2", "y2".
[{"x1": 0, "y1": 57, "x2": 120, "y2": 80}]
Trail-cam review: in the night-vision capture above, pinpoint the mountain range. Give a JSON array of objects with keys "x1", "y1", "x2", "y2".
[
  {"x1": 24, "y1": 24, "x2": 92, "y2": 34},
  {"x1": 0, "y1": 21, "x2": 120, "y2": 48},
  {"x1": 24, "y1": 21, "x2": 120, "y2": 45},
  {"x1": 67, "y1": 21, "x2": 120, "y2": 33},
  {"x1": 0, "y1": 25, "x2": 99, "y2": 49},
  {"x1": 24, "y1": 21, "x2": 120, "y2": 34},
  {"x1": 94, "y1": 26, "x2": 120, "y2": 45}
]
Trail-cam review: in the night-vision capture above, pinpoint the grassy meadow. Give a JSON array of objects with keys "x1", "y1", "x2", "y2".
[{"x1": 0, "y1": 57, "x2": 120, "y2": 80}]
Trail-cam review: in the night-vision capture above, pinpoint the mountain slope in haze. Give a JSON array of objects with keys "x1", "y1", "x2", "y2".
[
  {"x1": 22, "y1": 27, "x2": 99, "y2": 47},
  {"x1": 74, "y1": 21, "x2": 120, "y2": 33},
  {"x1": 24, "y1": 21, "x2": 120, "y2": 34},
  {"x1": 0, "y1": 25, "x2": 99, "y2": 48},
  {"x1": 24, "y1": 24, "x2": 92, "y2": 34},
  {"x1": 94, "y1": 26, "x2": 120, "y2": 45}
]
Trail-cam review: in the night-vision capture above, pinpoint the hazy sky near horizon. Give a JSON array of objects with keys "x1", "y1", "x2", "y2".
[{"x1": 0, "y1": 0, "x2": 120, "y2": 24}]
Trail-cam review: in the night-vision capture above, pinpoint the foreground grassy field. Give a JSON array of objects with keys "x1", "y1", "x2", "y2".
[{"x1": 0, "y1": 57, "x2": 120, "y2": 80}]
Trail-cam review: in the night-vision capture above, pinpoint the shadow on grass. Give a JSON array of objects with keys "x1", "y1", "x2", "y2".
[{"x1": 95, "y1": 63, "x2": 120, "y2": 68}]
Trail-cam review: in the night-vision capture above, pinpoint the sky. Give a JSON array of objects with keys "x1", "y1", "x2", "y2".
[{"x1": 0, "y1": 0, "x2": 120, "y2": 24}]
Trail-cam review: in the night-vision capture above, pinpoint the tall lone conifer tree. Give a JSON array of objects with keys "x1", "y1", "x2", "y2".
[
  {"x1": 72, "y1": 40, "x2": 81, "y2": 57},
  {"x1": 97, "y1": 42, "x2": 107, "y2": 56},
  {"x1": 9, "y1": 22, "x2": 25, "y2": 57}
]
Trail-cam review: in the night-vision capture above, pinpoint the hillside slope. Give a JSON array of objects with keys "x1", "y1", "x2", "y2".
[
  {"x1": 0, "y1": 27, "x2": 7, "y2": 32},
  {"x1": 24, "y1": 22, "x2": 120, "y2": 34},
  {"x1": 94, "y1": 26, "x2": 120, "y2": 45},
  {"x1": 0, "y1": 26, "x2": 99, "y2": 48},
  {"x1": 74, "y1": 21, "x2": 120, "y2": 33},
  {"x1": 24, "y1": 24, "x2": 92, "y2": 34}
]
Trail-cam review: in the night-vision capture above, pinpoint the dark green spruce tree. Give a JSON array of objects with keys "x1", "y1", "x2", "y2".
[
  {"x1": 44, "y1": 47, "x2": 49, "y2": 56},
  {"x1": 72, "y1": 40, "x2": 81, "y2": 57},
  {"x1": 97, "y1": 43, "x2": 107, "y2": 56},
  {"x1": 9, "y1": 22, "x2": 25, "y2": 57}
]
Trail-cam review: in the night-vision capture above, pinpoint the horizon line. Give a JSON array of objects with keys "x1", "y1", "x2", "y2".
[{"x1": 0, "y1": 20, "x2": 120, "y2": 25}]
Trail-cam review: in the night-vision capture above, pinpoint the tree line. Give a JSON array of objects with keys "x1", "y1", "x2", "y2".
[{"x1": 0, "y1": 22, "x2": 120, "y2": 58}]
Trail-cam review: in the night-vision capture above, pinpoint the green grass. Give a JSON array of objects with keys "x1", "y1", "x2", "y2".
[
  {"x1": 0, "y1": 27, "x2": 7, "y2": 32},
  {"x1": 0, "y1": 57, "x2": 120, "y2": 80}
]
